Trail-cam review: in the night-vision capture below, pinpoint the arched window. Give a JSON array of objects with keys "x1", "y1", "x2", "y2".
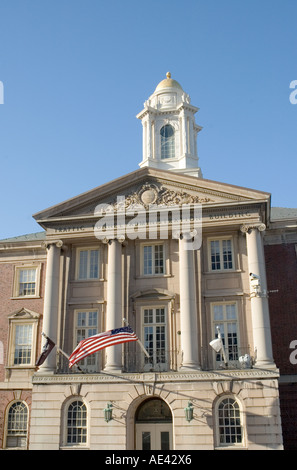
[
  {"x1": 160, "y1": 124, "x2": 175, "y2": 159},
  {"x1": 216, "y1": 397, "x2": 243, "y2": 447},
  {"x1": 66, "y1": 400, "x2": 87, "y2": 446},
  {"x1": 6, "y1": 401, "x2": 28, "y2": 448}
]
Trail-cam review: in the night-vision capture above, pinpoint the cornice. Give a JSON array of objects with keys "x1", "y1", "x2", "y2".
[{"x1": 32, "y1": 368, "x2": 279, "y2": 385}]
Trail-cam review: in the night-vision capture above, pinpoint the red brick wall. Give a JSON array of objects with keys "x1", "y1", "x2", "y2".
[
  {"x1": 279, "y1": 383, "x2": 297, "y2": 450},
  {"x1": 0, "y1": 261, "x2": 45, "y2": 381},
  {"x1": 265, "y1": 243, "x2": 297, "y2": 375}
]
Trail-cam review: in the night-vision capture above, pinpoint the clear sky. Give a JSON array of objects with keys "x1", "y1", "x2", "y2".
[{"x1": 0, "y1": 0, "x2": 296, "y2": 239}]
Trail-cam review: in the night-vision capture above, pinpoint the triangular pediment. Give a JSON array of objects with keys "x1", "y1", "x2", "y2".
[{"x1": 33, "y1": 167, "x2": 270, "y2": 225}]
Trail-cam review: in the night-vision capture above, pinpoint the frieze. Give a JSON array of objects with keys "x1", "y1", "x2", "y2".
[{"x1": 32, "y1": 368, "x2": 279, "y2": 385}]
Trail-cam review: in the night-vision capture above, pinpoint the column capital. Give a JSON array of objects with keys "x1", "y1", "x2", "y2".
[
  {"x1": 102, "y1": 236, "x2": 125, "y2": 245},
  {"x1": 240, "y1": 223, "x2": 266, "y2": 234},
  {"x1": 41, "y1": 240, "x2": 63, "y2": 249}
]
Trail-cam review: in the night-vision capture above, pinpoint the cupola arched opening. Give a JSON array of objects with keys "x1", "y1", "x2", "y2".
[{"x1": 160, "y1": 124, "x2": 175, "y2": 159}]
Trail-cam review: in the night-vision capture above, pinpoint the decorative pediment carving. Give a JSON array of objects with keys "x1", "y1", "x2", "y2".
[{"x1": 110, "y1": 182, "x2": 213, "y2": 211}]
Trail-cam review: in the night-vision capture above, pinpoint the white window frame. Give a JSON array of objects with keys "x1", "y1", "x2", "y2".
[
  {"x1": 73, "y1": 309, "x2": 100, "y2": 372},
  {"x1": 12, "y1": 264, "x2": 41, "y2": 298},
  {"x1": 141, "y1": 242, "x2": 166, "y2": 276},
  {"x1": 214, "y1": 395, "x2": 245, "y2": 449},
  {"x1": 208, "y1": 237, "x2": 234, "y2": 272},
  {"x1": 211, "y1": 302, "x2": 240, "y2": 367},
  {"x1": 141, "y1": 306, "x2": 168, "y2": 372},
  {"x1": 4, "y1": 400, "x2": 29, "y2": 449},
  {"x1": 7, "y1": 311, "x2": 39, "y2": 368},
  {"x1": 61, "y1": 398, "x2": 89, "y2": 449},
  {"x1": 76, "y1": 246, "x2": 100, "y2": 280}
]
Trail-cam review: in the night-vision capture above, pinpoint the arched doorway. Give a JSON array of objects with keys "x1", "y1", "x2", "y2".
[{"x1": 135, "y1": 398, "x2": 173, "y2": 450}]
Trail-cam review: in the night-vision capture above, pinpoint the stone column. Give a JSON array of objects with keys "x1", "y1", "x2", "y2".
[
  {"x1": 181, "y1": 108, "x2": 188, "y2": 155},
  {"x1": 179, "y1": 235, "x2": 200, "y2": 370},
  {"x1": 241, "y1": 224, "x2": 275, "y2": 368},
  {"x1": 38, "y1": 240, "x2": 63, "y2": 373},
  {"x1": 104, "y1": 238, "x2": 123, "y2": 371}
]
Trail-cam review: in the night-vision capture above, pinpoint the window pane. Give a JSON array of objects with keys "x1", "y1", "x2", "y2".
[
  {"x1": 18, "y1": 268, "x2": 36, "y2": 296},
  {"x1": 161, "y1": 431, "x2": 170, "y2": 450},
  {"x1": 142, "y1": 432, "x2": 151, "y2": 450},
  {"x1": 14, "y1": 325, "x2": 32, "y2": 365},
  {"x1": 211, "y1": 241, "x2": 221, "y2": 270},
  {"x1": 143, "y1": 246, "x2": 152, "y2": 275},
  {"x1": 154, "y1": 245, "x2": 164, "y2": 274},
  {"x1": 222, "y1": 240, "x2": 233, "y2": 269},
  {"x1": 89, "y1": 250, "x2": 99, "y2": 279},
  {"x1": 79, "y1": 251, "x2": 88, "y2": 279}
]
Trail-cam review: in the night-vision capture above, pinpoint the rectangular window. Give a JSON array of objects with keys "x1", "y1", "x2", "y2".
[
  {"x1": 210, "y1": 238, "x2": 233, "y2": 271},
  {"x1": 13, "y1": 324, "x2": 33, "y2": 365},
  {"x1": 143, "y1": 307, "x2": 167, "y2": 371},
  {"x1": 74, "y1": 310, "x2": 98, "y2": 370},
  {"x1": 77, "y1": 248, "x2": 100, "y2": 280},
  {"x1": 143, "y1": 244, "x2": 164, "y2": 275},
  {"x1": 212, "y1": 303, "x2": 239, "y2": 364}
]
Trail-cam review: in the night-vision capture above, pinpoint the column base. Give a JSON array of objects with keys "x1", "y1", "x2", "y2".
[
  {"x1": 253, "y1": 360, "x2": 277, "y2": 370},
  {"x1": 179, "y1": 364, "x2": 201, "y2": 372}
]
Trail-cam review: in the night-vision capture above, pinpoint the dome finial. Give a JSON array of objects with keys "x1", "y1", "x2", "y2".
[{"x1": 166, "y1": 71, "x2": 171, "y2": 79}]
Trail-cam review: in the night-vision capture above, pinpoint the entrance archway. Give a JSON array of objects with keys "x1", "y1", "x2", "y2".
[{"x1": 135, "y1": 398, "x2": 173, "y2": 450}]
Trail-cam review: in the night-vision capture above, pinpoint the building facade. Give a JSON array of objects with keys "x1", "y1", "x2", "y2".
[{"x1": 0, "y1": 74, "x2": 293, "y2": 450}]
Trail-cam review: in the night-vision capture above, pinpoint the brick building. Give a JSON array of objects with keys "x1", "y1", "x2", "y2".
[{"x1": 0, "y1": 74, "x2": 295, "y2": 450}]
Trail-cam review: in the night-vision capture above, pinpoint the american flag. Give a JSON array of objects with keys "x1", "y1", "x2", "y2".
[{"x1": 69, "y1": 325, "x2": 138, "y2": 368}]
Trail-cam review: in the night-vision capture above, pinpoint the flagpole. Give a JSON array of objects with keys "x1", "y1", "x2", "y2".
[
  {"x1": 123, "y1": 318, "x2": 150, "y2": 358},
  {"x1": 57, "y1": 347, "x2": 85, "y2": 373}
]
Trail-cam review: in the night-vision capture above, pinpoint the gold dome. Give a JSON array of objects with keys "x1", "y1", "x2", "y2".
[{"x1": 155, "y1": 72, "x2": 183, "y2": 92}]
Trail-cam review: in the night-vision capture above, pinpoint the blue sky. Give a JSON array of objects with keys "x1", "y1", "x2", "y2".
[{"x1": 0, "y1": 0, "x2": 296, "y2": 239}]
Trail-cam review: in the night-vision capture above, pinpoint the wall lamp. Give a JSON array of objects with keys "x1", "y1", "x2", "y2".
[
  {"x1": 184, "y1": 401, "x2": 194, "y2": 422},
  {"x1": 104, "y1": 402, "x2": 113, "y2": 422}
]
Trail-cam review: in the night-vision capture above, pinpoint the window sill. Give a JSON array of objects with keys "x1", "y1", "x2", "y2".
[
  {"x1": 11, "y1": 296, "x2": 40, "y2": 300},
  {"x1": 136, "y1": 274, "x2": 172, "y2": 279}
]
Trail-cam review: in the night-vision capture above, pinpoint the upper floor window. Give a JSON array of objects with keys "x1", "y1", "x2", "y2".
[
  {"x1": 143, "y1": 307, "x2": 168, "y2": 371},
  {"x1": 13, "y1": 265, "x2": 41, "y2": 298},
  {"x1": 5, "y1": 401, "x2": 28, "y2": 449},
  {"x1": 77, "y1": 247, "x2": 100, "y2": 280},
  {"x1": 143, "y1": 244, "x2": 165, "y2": 276},
  {"x1": 160, "y1": 124, "x2": 175, "y2": 159},
  {"x1": 209, "y1": 238, "x2": 234, "y2": 271},
  {"x1": 74, "y1": 310, "x2": 99, "y2": 372},
  {"x1": 212, "y1": 303, "x2": 239, "y2": 365},
  {"x1": 7, "y1": 308, "x2": 40, "y2": 368},
  {"x1": 215, "y1": 397, "x2": 243, "y2": 447}
]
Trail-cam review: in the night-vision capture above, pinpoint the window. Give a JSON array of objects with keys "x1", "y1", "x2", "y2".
[
  {"x1": 13, "y1": 324, "x2": 33, "y2": 365},
  {"x1": 74, "y1": 310, "x2": 98, "y2": 371},
  {"x1": 216, "y1": 397, "x2": 243, "y2": 447},
  {"x1": 66, "y1": 400, "x2": 87, "y2": 446},
  {"x1": 143, "y1": 307, "x2": 167, "y2": 371},
  {"x1": 13, "y1": 265, "x2": 41, "y2": 298},
  {"x1": 160, "y1": 124, "x2": 175, "y2": 159},
  {"x1": 6, "y1": 401, "x2": 28, "y2": 448},
  {"x1": 212, "y1": 303, "x2": 239, "y2": 365},
  {"x1": 143, "y1": 244, "x2": 164, "y2": 275},
  {"x1": 77, "y1": 248, "x2": 100, "y2": 280},
  {"x1": 7, "y1": 309, "x2": 40, "y2": 368},
  {"x1": 209, "y1": 238, "x2": 233, "y2": 271}
]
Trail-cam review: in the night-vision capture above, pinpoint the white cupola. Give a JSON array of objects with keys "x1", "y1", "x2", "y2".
[{"x1": 137, "y1": 72, "x2": 202, "y2": 178}]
